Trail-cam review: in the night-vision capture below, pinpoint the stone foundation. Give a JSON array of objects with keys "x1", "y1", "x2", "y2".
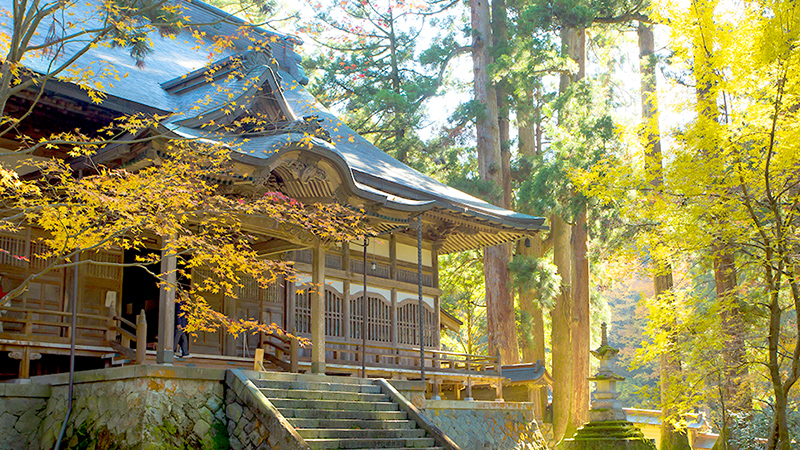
[
  {"x1": 1, "y1": 368, "x2": 549, "y2": 450},
  {"x1": 35, "y1": 366, "x2": 229, "y2": 450},
  {"x1": 422, "y1": 400, "x2": 547, "y2": 450},
  {"x1": 0, "y1": 383, "x2": 50, "y2": 450}
]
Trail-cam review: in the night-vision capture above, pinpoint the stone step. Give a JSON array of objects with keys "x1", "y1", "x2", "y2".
[
  {"x1": 288, "y1": 418, "x2": 417, "y2": 430},
  {"x1": 270, "y1": 398, "x2": 399, "y2": 412},
  {"x1": 305, "y1": 437, "x2": 437, "y2": 449},
  {"x1": 250, "y1": 372, "x2": 375, "y2": 386},
  {"x1": 255, "y1": 379, "x2": 382, "y2": 394},
  {"x1": 278, "y1": 408, "x2": 408, "y2": 421},
  {"x1": 260, "y1": 388, "x2": 389, "y2": 402},
  {"x1": 325, "y1": 448, "x2": 444, "y2": 450},
  {"x1": 298, "y1": 428, "x2": 427, "y2": 439},
  {"x1": 331, "y1": 448, "x2": 444, "y2": 450}
]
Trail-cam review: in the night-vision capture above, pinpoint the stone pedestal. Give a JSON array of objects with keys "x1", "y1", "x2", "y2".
[
  {"x1": 560, "y1": 421, "x2": 656, "y2": 450},
  {"x1": 559, "y1": 323, "x2": 655, "y2": 450}
]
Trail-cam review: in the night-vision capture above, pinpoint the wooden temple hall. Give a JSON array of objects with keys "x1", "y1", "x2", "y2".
[{"x1": 0, "y1": 0, "x2": 546, "y2": 397}]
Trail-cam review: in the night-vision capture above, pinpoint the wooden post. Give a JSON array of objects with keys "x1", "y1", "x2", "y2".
[
  {"x1": 342, "y1": 280, "x2": 350, "y2": 347},
  {"x1": 136, "y1": 310, "x2": 147, "y2": 365},
  {"x1": 465, "y1": 375, "x2": 473, "y2": 401},
  {"x1": 23, "y1": 311, "x2": 32, "y2": 336},
  {"x1": 19, "y1": 347, "x2": 30, "y2": 379},
  {"x1": 157, "y1": 241, "x2": 177, "y2": 364},
  {"x1": 106, "y1": 305, "x2": 116, "y2": 342},
  {"x1": 390, "y1": 289, "x2": 397, "y2": 348},
  {"x1": 253, "y1": 347, "x2": 265, "y2": 371},
  {"x1": 495, "y1": 351, "x2": 504, "y2": 401},
  {"x1": 389, "y1": 234, "x2": 397, "y2": 280},
  {"x1": 290, "y1": 336, "x2": 299, "y2": 373},
  {"x1": 310, "y1": 240, "x2": 326, "y2": 374}
]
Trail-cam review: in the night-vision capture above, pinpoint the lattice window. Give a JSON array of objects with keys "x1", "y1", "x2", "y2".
[
  {"x1": 397, "y1": 302, "x2": 435, "y2": 347},
  {"x1": 30, "y1": 242, "x2": 59, "y2": 273},
  {"x1": 265, "y1": 282, "x2": 281, "y2": 303},
  {"x1": 325, "y1": 289, "x2": 343, "y2": 337},
  {"x1": 350, "y1": 294, "x2": 391, "y2": 343},
  {"x1": 397, "y1": 268, "x2": 433, "y2": 287},
  {"x1": 236, "y1": 273, "x2": 260, "y2": 303},
  {"x1": 291, "y1": 250, "x2": 313, "y2": 264},
  {"x1": 294, "y1": 289, "x2": 311, "y2": 334},
  {"x1": 85, "y1": 250, "x2": 122, "y2": 280},
  {"x1": 325, "y1": 253, "x2": 343, "y2": 270},
  {"x1": 0, "y1": 233, "x2": 27, "y2": 268}
]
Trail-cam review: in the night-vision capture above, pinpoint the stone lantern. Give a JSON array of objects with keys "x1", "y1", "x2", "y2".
[{"x1": 558, "y1": 323, "x2": 656, "y2": 450}]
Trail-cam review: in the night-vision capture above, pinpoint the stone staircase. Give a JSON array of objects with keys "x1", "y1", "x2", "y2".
[{"x1": 252, "y1": 374, "x2": 446, "y2": 450}]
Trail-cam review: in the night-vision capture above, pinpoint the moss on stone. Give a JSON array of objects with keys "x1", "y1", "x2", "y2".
[{"x1": 559, "y1": 422, "x2": 656, "y2": 450}]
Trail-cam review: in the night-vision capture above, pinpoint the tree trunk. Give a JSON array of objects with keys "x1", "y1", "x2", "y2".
[
  {"x1": 471, "y1": 0, "x2": 519, "y2": 363},
  {"x1": 571, "y1": 207, "x2": 590, "y2": 428},
  {"x1": 517, "y1": 90, "x2": 545, "y2": 368},
  {"x1": 492, "y1": 0, "x2": 512, "y2": 211},
  {"x1": 558, "y1": 24, "x2": 586, "y2": 439},
  {"x1": 551, "y1": 213, "x2": 573, "y2": 442},
  {"x1": 638, "y1": 21, "x2": 692, "y2": 450},
  {"x1": 484, "y1": 245, "x2": 518, "y2": 364},
  {"x1": 714, "y1": 244, "x2": 750, "y2": 449}
]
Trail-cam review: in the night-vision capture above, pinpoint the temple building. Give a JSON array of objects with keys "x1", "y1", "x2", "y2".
[{"x1": 0, "y1": 0, "x2": 545, "y2": 392}]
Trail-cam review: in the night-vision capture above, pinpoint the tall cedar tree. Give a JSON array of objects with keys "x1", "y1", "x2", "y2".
[{"x1": 301, "y1": 0, "x2": 465, "y2": 166}]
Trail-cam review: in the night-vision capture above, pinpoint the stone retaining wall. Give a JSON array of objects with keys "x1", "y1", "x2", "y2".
[
  {"x1": 0, "y1": 383, "x2": 50, "y2": 450},
  {"x1": 38, "y1": 365, "x2": 229, "y2": 450},
  {"x1": 224, "y1": 369, "x2": 310, "y2": 450},
  {"x1": 421, "y1": 400, "x2": 548, "y2": 450}
]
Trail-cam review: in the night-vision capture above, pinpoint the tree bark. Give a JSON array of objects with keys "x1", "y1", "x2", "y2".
[
  {"x1": 471, "y1": 0, "x2": 519, "y2": 364},
  {"x1": 551, "y1": 213, "x2": 573, "y2": 442},
  {"x1": 517, "y1": 91, "x2": 546, "y2": 369},
  {"x1": 492, "y1": 0, "x2": 512, "y2": 211},
  {"x1": 558, "y1": 24, "x2": 586, "y2": 439},
  {"x1": 638, "y1": 21, "x2": 692, "y2": 450},
  {"x1": 571, "y1": 207, "x2": 590, "y2": 428}
]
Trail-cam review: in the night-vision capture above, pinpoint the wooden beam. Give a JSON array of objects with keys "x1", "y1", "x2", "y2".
[{"x1": 252, "y1": 239, "x2": 308, "y2": 257}]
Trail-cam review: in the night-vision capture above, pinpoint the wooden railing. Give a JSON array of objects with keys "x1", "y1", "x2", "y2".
[
  {"x1": 253, "y1": 333, "x2": 299, "y2": 373},
  {"x1": 0, "y1": 305, "x2": 147, "y2": 364},
  {"x1": 319, "y1": 340, "x2": 501, "y2": 374},
  {"x1": 109, "y1": 311, "x2": 147, "y2": 364}
]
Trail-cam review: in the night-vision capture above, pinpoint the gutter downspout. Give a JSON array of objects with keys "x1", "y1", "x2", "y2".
[
  {"x1": 55, "y1": 254, "x2": 79, "y2": 449},
  {"x1": 417, "y1": 215, "x2": 425, "y2": 383}
]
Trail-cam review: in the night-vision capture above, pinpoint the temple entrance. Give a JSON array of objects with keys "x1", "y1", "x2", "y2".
[{"x1": 121, "y1": 249, "x2": 160, "y2": 345}]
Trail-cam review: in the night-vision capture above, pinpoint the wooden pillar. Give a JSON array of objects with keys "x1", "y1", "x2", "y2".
[
  {"x1": 136, "y1": 310, "x2": 147, "y2": 364},
  {"x1": 390, "y1": 288, "x2": 398, "y2": 346},
  {"x1": 287, "y1": 278, "x2": 296, "y2": 335},
  {"x1": 224, "y1": 292, "x2": 237, "y2": 356},
  {"x1": 310, "y1": 240, "x2": 326, "y2": 374},
  {"x1": 432, "y1": 245, "x2": 440, "y2": 289},
  {"x1": 343, "y1": 243, "x2": 351, "y2": 276},
  {"x1": 389, "y1": 234, "x2": 397, "y2": 280},
  {"x1": 157, "y1": 243, "x2": 176, "y2": 364},
  {"x1": 495, "y1": 351, "x2": 504, "y2": 401},
  {"x1": 432, "y1": 377, "x2": 442, "y2": 400},
  {"x1": 18, "y1": 347, "x2": 30, "y2": 379},
  {"x1": 433, "y1": 295, "x2": 441, "y2": 351},
  {"x1": 343, "y1": 280, "x2": 351, "y2": 346}
]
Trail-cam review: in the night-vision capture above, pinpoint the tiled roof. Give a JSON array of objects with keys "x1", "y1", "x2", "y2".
[{"x1": 8, "y1": 0, "x2": 545, "y2": 234}]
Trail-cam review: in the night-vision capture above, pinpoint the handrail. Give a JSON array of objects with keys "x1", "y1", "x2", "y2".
[
  {"x1": 317, "y1": 339, "x2": 500, "y2": 377},
  {"x1": 112, "y1": 315, "x2": 137, "y2": 330},
  {"x1": 0, "y1": 306, "x2": 109, "y2": 322},
  {"x1": 323, "y1": 339, "x2": 498, "y2": 361},
  {"x1": 0, "y1": 306, "x2": 147, "y2": 364},
  {"x1": 254, "y1": 334, "x2": 299, "y2": 373}
]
